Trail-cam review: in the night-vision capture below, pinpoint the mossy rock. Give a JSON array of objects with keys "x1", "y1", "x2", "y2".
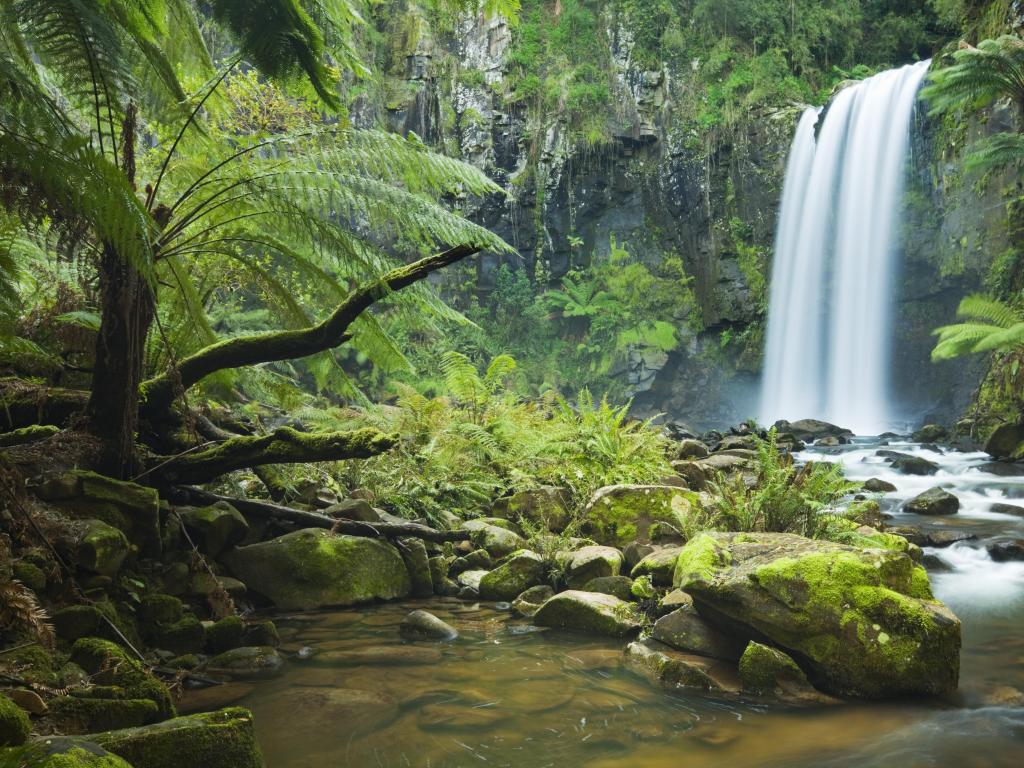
[
  {"x1": 0, "y1": 693, "x2": 30, "y2": 747},
  {"x1": 91, "y1": 707, "x2": 264, "y2": 768},
  {"x1": 176, "y1": 503, "x2": 249, "y2": 559},
  {"x1": 48, "y1": 696, "x2": 159, "y2": 734},
  {"x1": 582, "y1": 485, "x2": 697, "y2": 547},
  {"x1": 69, "y1": 639, "x2": 174, "y2": 720},
  {"x1": 532, "y1": 590, "x2": 641, "y2": 637},
  {"x1": 478, "y1": 550, "x2": 545, "y2": 601},
  {"x1": 0, "y1": 737, "x2": 134, "y2": 767},
  {"x1": 76, "y1": 521, "x2": 129, "y2": 578},
  {"x1": 223, "y1": 529, "x2": 410, "y2": 610},
  {"x1": 672, "y1": 532, "x2": 961, "y2": 698},
  {"x1": 205, "y1": 616, "x2": 245, "y2": 655}
]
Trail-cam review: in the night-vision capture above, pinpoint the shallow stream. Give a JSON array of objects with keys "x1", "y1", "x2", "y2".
[{"x1": 183, "y1": 439, "x2": 1024, "y2": 767}]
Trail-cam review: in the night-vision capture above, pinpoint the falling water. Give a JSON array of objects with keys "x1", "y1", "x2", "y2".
[{"x1": 759, "y1": 61, "x2": 931, "y2": 435}]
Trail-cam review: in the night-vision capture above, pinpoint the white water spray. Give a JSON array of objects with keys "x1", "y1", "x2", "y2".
[{"x1": 760, "y1": 61, "x2": 931, "y2": 434}]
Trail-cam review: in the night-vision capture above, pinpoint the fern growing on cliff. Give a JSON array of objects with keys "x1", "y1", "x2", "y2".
[{"x1": 932, "y1": 294, "x2": 1024, "y2": 360}]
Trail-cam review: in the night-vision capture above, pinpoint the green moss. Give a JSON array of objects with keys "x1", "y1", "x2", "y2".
[
  {"x1": 92, "y1": 707, "x2": 264, "y2": 768},
  {"x1": 0, "y1": 693, "x2": 30, "y2": 747},
  {"x1": 69, "y1": 639, "x2": 174, "y2": 721}
]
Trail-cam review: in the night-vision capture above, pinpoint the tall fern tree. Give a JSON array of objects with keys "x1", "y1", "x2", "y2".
[{"x1": 0, "y1": 0, "x2": 512, "y2": 476}]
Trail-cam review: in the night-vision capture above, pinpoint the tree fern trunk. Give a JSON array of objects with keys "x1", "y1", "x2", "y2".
[{"x1": 86, "y1": 246, "x2": 154, "y2": 478}]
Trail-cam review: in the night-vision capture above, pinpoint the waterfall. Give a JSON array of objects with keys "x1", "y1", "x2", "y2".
[{"x1": 759, "y1": 61, "x2": 931, "y2": 435}]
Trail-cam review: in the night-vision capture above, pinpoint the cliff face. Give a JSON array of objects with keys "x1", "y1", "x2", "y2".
[{"x1": 353, "y1": 1, "x2": 1020, "y2": 430}]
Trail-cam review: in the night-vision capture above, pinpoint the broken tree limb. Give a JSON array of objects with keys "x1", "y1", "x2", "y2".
[
  {"x1": 149, "y1": 426, "x2": 397, "y2": 485},
  {"x1": 169, "y1": 486, "x2": 471, "y2": 543},
  {"x1": 141, "y1": 243, "x2": 481, "y2": 415}
]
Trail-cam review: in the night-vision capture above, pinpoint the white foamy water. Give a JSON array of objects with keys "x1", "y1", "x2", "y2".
[{"x1": 760, "y1": 61, "x2": 932, "y2": 434}]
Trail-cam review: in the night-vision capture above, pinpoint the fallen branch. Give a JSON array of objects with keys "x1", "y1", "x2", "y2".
[
  {"x1": 141, "y1": 244, "x2": 481, "y2": 415},
  {"x1": 149, "y1": 426, "x2": 397, "y2": 485},
  {"x1": 169, "y1": 486, "x2": 470, "y2": 543}
]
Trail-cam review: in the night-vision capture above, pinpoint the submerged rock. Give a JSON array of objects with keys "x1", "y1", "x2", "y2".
[
  {"x1": 478, "y1": 550, "x2": 545, "y2": 601},
  {"x1": 672, "y1": 532, "x2": 961, "y2": 698},
  {"x1": 532, "y1": 590, "x2": 641, "y2": 637},
  {"x1": 903, "y1": 487, "x2": 960, "y2": 516},
  {"x1": 224, "y1": 529, "x2": 410, "y2": 610},
  {"x1": 399, "y1": 610, "x2": 458, "y2": 641},
  {"x1": 92, "y1": 707, "x2": 264, "y2": 768}
]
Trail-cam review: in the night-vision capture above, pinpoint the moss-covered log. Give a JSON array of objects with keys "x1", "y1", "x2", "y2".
[
  {"x1": 141, "y1": 244, "x2": 480, "y2": 415},
  {"x1": 0, "y1": 378, "x2": 89, "y2": 429},
  {"x1": 170, "y1": 486, "x2": 471, "y2": 543},
  {"x1": 150, "y1": 427, "x2": 397, "y2": 485}
]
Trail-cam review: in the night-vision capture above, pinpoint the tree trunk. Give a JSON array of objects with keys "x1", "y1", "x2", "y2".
[{"x1": 86, "y1": 248, "x2": 155, "y2": 478}]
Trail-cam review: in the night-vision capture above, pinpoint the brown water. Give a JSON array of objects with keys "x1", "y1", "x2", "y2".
[{"x1": 183, "y1": 441, "x2": 1024, "y2": 767}]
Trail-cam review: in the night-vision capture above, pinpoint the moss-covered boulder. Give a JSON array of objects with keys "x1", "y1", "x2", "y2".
[
  {"x1": 672, "y1": 532, "x2": 961, "y2": 698},
  {"x1": 0, "y1": 737, "x2": 134, "y2": 767},
  {"x1": 76, "y1": 521, "x2": 129, "y2": 578},
  {"x1": 651, "y1": 606, "x2": 745, "y2": 661},
  {"x1": 69, "y1": 639, "x2": 174, "y2": 720},
  {"x1": 532, "y1": 590, "x2": 641, "y2": 637},
  {"x1": 0, "y1": 693, "x2": 30, "y2": 747},
  {"x1": 583, "y1": 485, "x2": 696, "y2": 547},
  {"x1": 177, "y1": 503, "x2": 249, "y2": 558},
  {"x1": 92, "y1": 707, "x2": 264, "y2": 768},
  {"x1": 223, "y1": 529, "x2": 410, "y2": 610},
  {"x1": 491, "y1": 487, "x2": 571, "y2": 532},
  {"x1": 459, "y1": 521, "x2": 525, "y2": 558},
  {"x1": 563, "y1": 546, "x2": 623, "y2": 589},
  {"x1": 630, "y1": 546, "x2": 686, "y2": 586},
  {"x1": 478, "y1": 550, "x2": 545, "y2": 601},
  {"x1": 48, "y1": 696, "x2": 159, "y2": 733}
]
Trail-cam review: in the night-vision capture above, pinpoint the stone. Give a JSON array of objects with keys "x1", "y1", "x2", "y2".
[
  {"x1": 224, "y1": 529, "x2": 410, "y2": 610},
  {"x1": 863, "y1": 477, "x2": 897, "y2": 493},
  {"x1": 76, "y1": 520, "x2": 129, "y2": 578},
  {"x1": 912, "y1": 424, "x2": 948, "y2": 443},
  {"x1": 630, "y1": 546, "x2": 686, "y2": 586},
  {"x1": 92, "y1": 707, "x2": 264, "y2": 768},
  {"x1": 177, "y1": 503, "x2": 249, "y2": 558},
  {"x1": 0, "y1": 738, "x2": 134, "y2": 767},
  {"x1": 491, "y1": 486, "x2": 571, "y2": 531},
  {"x1": 583, "y1": 575, "x2": 634, "y2": 600},
  {"x1": 532, "y1": 590, "x2": 641, "y2": 637},
  {"x1": 675, "y1": 439, "x2": 709, "y2": 460},
  {"x1": 478, "y1": 550, "x2": 545, "y2": 601},
  {"x1": 624, "y1": 639, "x2": 736, "y2": 692},
  {"x1": 459, "y1": 520, "x2": 525, "y2": 557},
  {"x1": 583, "y1": 485, "x2": 695, "y2": 547},
  {"x1": 988, "y1": 539, "x2": 1024, "y2": 562},
  {"x1": 205, "y1": 616, "x2": 246, "y2": 654},
  {"x1": 398, "y1": 610, "x2": 458, "y2": 641},
  {"x1": 456, "y1": 569, "x2": 488, "y2": 591},
  {"x1": 70, "y1": 639, "x2": 175, "y2": 720},
  {"x1": 651, "y1": 607, "x2": 745, "y2": 661},
  {"x1": 565, "y1": 545, "x2": 623, "y2": 588},
  {"x1": 206, "y1": 647, "x2": 285, "y2": 680},
  {"x1": 511, "y1": 585, "x2": 555, "y2": 618},
  {"x1": 0, "y1": 693, "x2": 30, "y2": 746},
  {"x1": 395, "y1": 538, "x2": 433, "y2": 598},
  {"x1": 672, "y1": 532, "x2": 961, "y2": 698},
  {"x1": 903, "y1": 487, "x2": 960, "y2": 516},
  {"x1": 49, "y1": 696, "x2": 159, "y2": 733},
  {"x1": 323, "y1": 499, "x2": 381, "y2": 522},
  {"x1": 984, "y1": 423, "x2": 1024, "y2": 460}
]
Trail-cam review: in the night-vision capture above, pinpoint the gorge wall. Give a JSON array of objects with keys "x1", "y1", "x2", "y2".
[{"x1": 348, "y1": 1, "x2": 1024, "y2": 431}]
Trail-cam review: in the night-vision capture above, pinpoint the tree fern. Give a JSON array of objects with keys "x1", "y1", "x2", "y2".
[{"x1": 932, "y1": 293, "x2": 1024, "y2": 360}]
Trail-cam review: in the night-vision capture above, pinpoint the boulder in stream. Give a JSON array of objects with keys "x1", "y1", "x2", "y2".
[
  {"x1": 224, "y1": 529, "x2": 410, "y2": 610},
  {"x1": 903, "y1": 487, "x2": 960, "y2": 516},
  {"x1": 672, "y1": 532, "x2": 961, "y2": 698}
]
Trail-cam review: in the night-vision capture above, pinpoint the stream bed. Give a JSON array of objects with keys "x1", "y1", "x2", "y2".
[{"x1": 183, "y1": 440, "x2": 1024, "y2": 767}]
